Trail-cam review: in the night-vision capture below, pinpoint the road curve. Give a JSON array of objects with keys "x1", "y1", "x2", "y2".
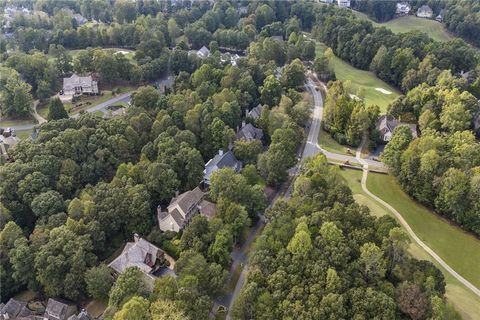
[
  {"x1": 1, "y1": 92, "x2": 133, "y2": 130},
  {"x1": 355, "y1": 141, "x2": 480, "y2": 298}
]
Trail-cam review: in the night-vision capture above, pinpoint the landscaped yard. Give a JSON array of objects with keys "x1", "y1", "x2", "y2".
[
  {"x1": 315, "y1": 43, "x2": 400, "y2": 112},
  {"x1": 15, "y1": 129, "x2": 34, "y2": 140},
  {"x1": 318, "y1": 128, "x2": 353, "y2": 156},
  {"x1": 0, "y1": 116, "x2": 36, "y2": 128},
  {"x1": 352, "y1": 11, "x2": 453, "y2": 42},
  {"x1": 338, "y1": 168, "x2": 480, "y2": 319}
]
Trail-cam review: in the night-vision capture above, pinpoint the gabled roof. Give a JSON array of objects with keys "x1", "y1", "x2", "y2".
[
  {"x1": 109, "y1": 237, "x2": 163, "y2": 275},
  {"x1": 376, "y1": 115, "x2": 398, "y2": 133},
  {"x1": 198, "y1": 199, "x2": 216, "y2": 220},
  {"x1": 197, "y1": 46, "x2": 210, "y2": 57},
  {"x1": 248, "y1": 104, "x2": 263, "y2": 119},
  {"x1": 45, "y1": 298, "x2": 71, "y2": 320},
  {"x1": 235, "y1": 123, "x2": 263, "y2": 142},
  {"x1": 63, "y1": 74, "x2": 95, "y2": 90},
  {"x1": 206, "y1": 150, "x2": 241, "y2": 170},
  {"x1": 169, "y1": 187, "x2": 204, "y2": 217},
  {"x1": 68, "y1": 310, "x2": 92, "y2": 320},
  {"x1": 1, "y1": 298, "x2": 26, "y2": 319},
  {"x1": 417, "y1": 4, "x2": 432, "y2": 13}
]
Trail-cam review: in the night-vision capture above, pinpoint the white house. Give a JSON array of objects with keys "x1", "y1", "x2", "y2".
[
  {"x1": 62, "y1": 74, "x2": 98, "y2": 97},
  {"x1": 196, "y1": 46, "x2": 210, "y2": 58},
  {"x1": 396, "y1": 2, "x2": 411, "y2": 15},
  {"x1": 417, "y1": 5, "x2": 433, "y2": 18},
  {"x1": 337, "y1": 0, "x2": 350, "y2": 8}
]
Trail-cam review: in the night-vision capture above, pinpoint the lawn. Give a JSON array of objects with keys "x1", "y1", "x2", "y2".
[
  {"x1": 315, "y1": 43, "x2": 400, "y2": 112},
  {"x1": 353, "y1": 11, "x2": 453, "y2": 43},
  {"x1": 15, "y1": 129, "x2": 34, "y2": 140},
  {"x1": 339, "y1": 168, "x2": 480, "y2": 318},
  {"x1": 318, "y1": 129, "x2": 354, "y2": 156},
  {"x1": 367, "y1": 173, "x2": 480, "y2": 289},
  {"x1": 0, "y1": 116, "x2": 36, "y2": 128}
]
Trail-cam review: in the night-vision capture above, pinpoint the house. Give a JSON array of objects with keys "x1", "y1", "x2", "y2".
[
  {"x1": 203, "y1": 150, "x2": 242, "y2": 186},
  {"x1": 44, "y1": 299, "x2": 77, "y2": 320},
  {"x1": 436, "y1": 9, "x2": 447, "y2": 22},
  {"x1": 337, "y1": 0, "x2": 350, "y2": 8},
  {"x1": 0, "y1": 298, "x2": 29, "y2": 319},
  {"x1": 0, "y1": 128, "x2": 21, "y2": 161},
  {"x1": 238, "y1": 6, "x2": 248, "y2": 15},
  {"x1": 270, "y1": 35, "x2": 283, "y2": 42},
  {"x1": 220, "y1": 53, "x2": 241, "y2": 66},
  {"x1": 247, "y1": 104, "x2": 263, "y2": 120},
  {"x1": 62, "y1": 74, "x2": 98, "y2": 97},
  {"x1": 417, "y1": 5, "x2": 433, "y2": 18},
  {"x1": 319, "y1": 0, "x2": 334, "y2": 4},
  {"x1": 73, "y1": 13, "x2": 88, "y2": 25},
  {"x1": 157, "y1": 187, "x2": 216, "y2": 232},
  {"x1": 67, "y1": 309, "x2": 92, "y2": 320},
  {"x1": 396, "y1": 2, "x2": 411, "y2": 15},
  {"x1": 376, "y1": 115, "x2": 418, "y2": 142},
  {"x1": 108, "y1": 234, "x2": 166, "y2": 286},
  {"x1": 196, "y1": 46, "x2": 210, "y2": 58},
  {"x1": 235, "y1": 122, "x2": 263, "y2": 142}
]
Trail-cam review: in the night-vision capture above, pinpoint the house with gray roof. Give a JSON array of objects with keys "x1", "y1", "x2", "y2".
[
  {"x1": 376, "y1": 115, "x2": 417, "y2": 142},
  {"x1": 157, "y1": 187, "x2": 216, "y2": 232},
  {"x1": 108, "y1": 234, "x2": 166, "y2": 287},
  {"x1": 235, "y1": 122, "x2": 263, "y2": 142},
  {"x1": 247, "y1": 104, "x2": 263, "y2": 120},
  {"x1": 67, "y1": 310, "x2": 92, "y2": 320},
  {"x1": 417, "y1": 5, "x2": 433, "y2": 18},
  {"x1": 62, "y1": 74, "x2": 98, "y2": 97},
  {"x1": 1, "y1": 298, "x2": 27, "y2": 319},
  {"x1": 204, "y1": 150, "x2": 242, "y2": 186},
  {"x1": 197, "y1": 46, "x2": 210, "y2": 58},
  {"x1": 44, "y1": 299, "x2": 76, "y2": 320}
]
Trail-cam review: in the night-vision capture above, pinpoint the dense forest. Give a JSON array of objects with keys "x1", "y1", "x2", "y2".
[
  {"x1": 0, "y1": 0, "x2": 477, "y2": 319},
  {"x1": 233, "y1": 154, "x2": 459, "y2": 320}
]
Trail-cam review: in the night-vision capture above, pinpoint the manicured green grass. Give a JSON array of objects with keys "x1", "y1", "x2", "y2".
[
  {"x1": 318, "y1": 129, "x2": 354, "y2": 156},
  {"x1": 339, "y1": 168, "x2": 480, "y2": 318},
  {"x1": 0, "y1": 116, "x2": 36, "y2": 127},
  {"x1": 367, "y1": 173, "x2": 480, "y2": 289},
  {"x1": 315, "y1": 43, "x2": 400, "y2": 112},
  {"x1": 15, "y1": 129, "x2": 33, "y2": 140},
  {"x1": 37, "y1": 105, "x2": 49, "y2": 119},
  {"x1": 353, "y1": 11, "x2": 453, "y2": 43}
]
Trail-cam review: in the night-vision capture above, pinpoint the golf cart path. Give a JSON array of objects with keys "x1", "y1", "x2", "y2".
[{"x1": 355, "y1": 140, "x2": 480, "y2": 298}]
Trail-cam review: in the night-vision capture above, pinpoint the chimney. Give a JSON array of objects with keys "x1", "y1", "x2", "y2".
[
  {"x1": 134, "y1": 233, "x2": 140, "y2": 242},
  {"x1": 175, "y1": 190, "x2": 179, "y2": 197},
  {"x1": 219, "y1": 149, "x2": 224, "y2": 156},
  {"x1": 242, "y1": 120, "x2": 246, "y2": 128},
  {"x1": 156, "y1": 204, "x2": 162, "y2": 216}
]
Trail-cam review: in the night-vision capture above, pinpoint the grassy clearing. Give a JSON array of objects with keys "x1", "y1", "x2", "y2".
[
  {"x1": 67, "y1": 86, "x2": 134, "y2": 115},
  {"x1": 367, "y1": 173, "x2": 480, "y2": 289},
  {"x1": 318, "y1": 128, "x2": 353, "y2": 156},
  {"x1": 68, "y1": 47, "x2": 136, "y2": 62},
  {"x1": 15, "y1": 129, "x2": 33, "y2": 140},
  {"x1": 339, "y1": 168, "x2": 480, "y2": 318},
  {"x1": 352, "y1": 11, "x2": 453, "y2": 43},
  {"x1": 315, "y1": 43, "x2": 400, "y2": 112},
  {"x1": 0, "y1": 116, "x2": 36, "y2": 128}
]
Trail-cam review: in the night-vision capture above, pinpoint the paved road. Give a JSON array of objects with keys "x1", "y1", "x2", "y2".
[
  {"x1": 305, "y1": 78, "x2": 385, "y2": 168},
  {"x1": 1, "y1": 92, "x2": 133, "y2": 130},
  {"x1": 355, "y1": 141, "x2": 480, "y2": 298}
]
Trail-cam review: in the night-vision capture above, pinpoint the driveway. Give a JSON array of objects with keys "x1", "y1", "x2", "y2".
[{"x1": 1, "y1": 92, "x2": 133, "y2": 131}]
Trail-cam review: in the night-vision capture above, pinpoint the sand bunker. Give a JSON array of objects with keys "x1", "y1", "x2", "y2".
[{"x1": 375, "y1": 88, "x2": 392, "y2": 95}]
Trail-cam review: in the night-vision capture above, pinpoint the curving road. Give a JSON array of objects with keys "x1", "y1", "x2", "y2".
[
  {"x1": 355, "y1": 141, "x2": 480, "y2": 298},
  {"x1": 1, "y1": 92, "x2": 133, "y2": 131}
]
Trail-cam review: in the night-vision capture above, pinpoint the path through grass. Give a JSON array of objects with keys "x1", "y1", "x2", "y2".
[
  {"x1": 315, "y1": 43, "x2": 400, "y2": 112},
  {"x1": 339, "y1": 168, "x2": 480, "y2": 319}
]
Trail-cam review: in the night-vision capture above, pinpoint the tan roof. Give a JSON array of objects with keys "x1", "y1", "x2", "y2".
[
  {"x1": 168, "y1": 187, "x2": 205, "y2": 217},
  {"x1": 108, "y1": 238, "x2": 163, "y2": 275}
]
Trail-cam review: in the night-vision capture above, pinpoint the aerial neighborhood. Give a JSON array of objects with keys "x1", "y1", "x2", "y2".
[{"x1": 1, "y1": 1, "x2": 479, "y2": 320}]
